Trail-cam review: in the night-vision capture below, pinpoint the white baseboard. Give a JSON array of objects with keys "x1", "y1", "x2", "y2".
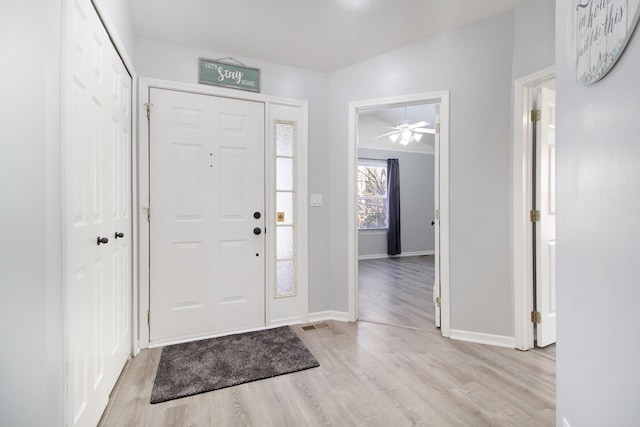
[
  {"x1": 450, "y1": 329, "x2": 515, "y2": 349},
  {"x1": 308, "y1": 310, "x2": 350, "y2": 323},
  {"x1": 358, "y1": 250, "x2": 435, "y2": 260}
]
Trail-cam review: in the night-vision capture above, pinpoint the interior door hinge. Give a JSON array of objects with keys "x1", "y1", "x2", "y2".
[
  {"x1": 147, "y1": 310, "x2": 151, "y2": 326},
  {"x1": 147, "y1": 207, "x2": 151, "y2": 222},
  {"x1": 435, "y1": 209, "x2": 440, "y2": 221},
  {"x1": 531, "y1": 311, "x2": 542, "y2": 324},
  {"x1": 145, "y1": 103, "x2": 153, "y2": 120},
  {"x1": 435, "y1": 297, "x2": 441, "y2": 308},
  {"x1": 530, "y1": 210, "x2": 540, "y2": 222},
  {"x1": 435, "y1": 123, "x2": 441, "y2": 134},
  {"x1": 531, "y1": 109, "x2": 541, "y2": 122}
]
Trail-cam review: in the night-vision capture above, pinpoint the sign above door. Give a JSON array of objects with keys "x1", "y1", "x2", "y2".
[{"x1": 199, "y1": 57, "x2": 261, "y2": 92}]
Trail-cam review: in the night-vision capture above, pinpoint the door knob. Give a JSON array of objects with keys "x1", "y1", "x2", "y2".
[
  {"x1": 114, "y1": 232, "x2": 125, "y2": 239},
  {"x1": 97, "y1": 236, "x2": 109, "y2": 245},
  {"x1": 253, "y1": 211, "x2": 261, "y2": 219},
  {"x1": 431, "y1": 221, "x2": 435, "y2": 226},
  {"x1": 253, "y1": 227, "x2": 262, "y2": 235}
]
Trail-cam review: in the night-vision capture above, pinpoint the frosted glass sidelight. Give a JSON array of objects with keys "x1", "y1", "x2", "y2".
[
  {"x1": 276, "y1": 157, "x2": 293, "y2": 191},
  {"x1": 276, "y1": 192, "x2": 293, "y2": 225},
  {"x1": 276, "y1": 122, "x2": 294, "y2": 157},
  {"x1": 277, "y1": 261, "x2": 294, "y2": 296},
  {"x1": 277, "y1": 226, "x2": 294, "y2": 259}
]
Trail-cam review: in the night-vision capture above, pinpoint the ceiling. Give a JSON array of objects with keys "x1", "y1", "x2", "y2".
[{"x1": 129, "y1": 0, "x2": 524, "y2": 72}]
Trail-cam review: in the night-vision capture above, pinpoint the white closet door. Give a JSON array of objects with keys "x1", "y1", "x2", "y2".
[
  {"x1": 149, "y1": 88, "x2": 265, "y2": 344},
  {"x1": 62, "y1": 0, "x2": 132, "y2": 426}
]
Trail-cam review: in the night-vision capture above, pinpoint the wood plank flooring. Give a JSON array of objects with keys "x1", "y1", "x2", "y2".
[
  {"x1": 101, "y1": 256, "x2": 555, "y2": 426},
  {"x1": 100, "y1": 320, "x2": 555, "y2": 426},
  {"x1": 359, "y1": 256, "x2": 435, "y2": 329}
]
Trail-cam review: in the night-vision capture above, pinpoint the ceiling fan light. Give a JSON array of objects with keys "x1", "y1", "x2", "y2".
[
  {"x1": 401, "y1": 129, "x2": 412, "y2": 140},
  {"x1": 400, "y1": 137, "x2": 410, "y2": 146},
  {"x1": 389, "y1": 134, "x2": 399, "y2": 143},
  {"x1": 413, "y1": 133, "x2": 423, "y2": 142}
]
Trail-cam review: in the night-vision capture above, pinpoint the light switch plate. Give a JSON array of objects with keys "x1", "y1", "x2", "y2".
[{"x1": 310, "y1": 194, "x2": 323, "y2": 207}]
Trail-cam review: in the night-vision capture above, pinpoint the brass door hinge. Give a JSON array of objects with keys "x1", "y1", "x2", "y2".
[
  {"x1": 435, "y1": 209, "x2": 440, "y2": 221},
  {"x1": 435, "y1": 297, "x2": 441, "y2": 308},
  {"x1": 435, "y1": 123, "x2": 441, "y2": 134},
  {"x1": 145, "y1": 103, "x2": 153, "y2": 120},
  {"x1": 147, "y1": 310, "x2": 151, "y2": 326},
  {"x1": 530, "y1": 210, "x2": 540, "y2": 222},
  {"x1": 531, "y1": 311, "x2": 542, "y2": 324},
  {"x1": 531, "y1": 109, "x2": 541, "y2": 122},
  {"x1": 147, "y1": 207, "x2": 151, "y2": 222}
]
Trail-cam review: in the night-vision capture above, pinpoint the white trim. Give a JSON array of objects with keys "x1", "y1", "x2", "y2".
[
  {"x1": 450, "y1": 329, "x2": 516, "y2": 349},
  {"x1": 347, "y1": 92, "x2": 450, "y2": 336},
  {"x1": 137, "y1": 77, "x2": 309, "y2": 349},
  {"x1": 358, "y1": 250, "x2": 435, "y2": 260},
  {"x1": 269, "y1": 317, "x2": 304, "y2": 327},
  {"x1": 512, "y1": 66, "x2": 555, "y2": 351},
  {"x1": 308, "y1": 311, "x2": 350, "y2": 323}
]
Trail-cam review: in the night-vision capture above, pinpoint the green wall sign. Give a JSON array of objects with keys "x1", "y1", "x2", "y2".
[{"x1": 198, "y1": 58, "x2": 260, "y2": 92}]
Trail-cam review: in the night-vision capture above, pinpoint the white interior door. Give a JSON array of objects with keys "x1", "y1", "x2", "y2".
[
  {"x1": 535, "y1": 86, "x2": 557, "y2": 347},
  {"x1": 62, "y1": 0, "x2": 132, "y2": 426},
  {"x1": 433, "y1": 104, "x2": 442, "y2": 328},
  {"x1": 149, "y1": 88, "x2": 265, "y2": 344}
]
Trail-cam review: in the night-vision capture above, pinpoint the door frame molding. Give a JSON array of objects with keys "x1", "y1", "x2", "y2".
[
  {"x1": 347, "y1": 91, "x2": 450, "y2": 336},
  {"x1": 512, "y1": 66, "x2": 555, "y2": 351},
  {"x1": 137, "y1": 78, "x2": 309, "y2": 349}
]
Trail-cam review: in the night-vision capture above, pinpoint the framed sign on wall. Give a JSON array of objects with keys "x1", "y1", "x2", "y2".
[{"x1": 568, "y1": 0, "x2": 640, "y2": 84}]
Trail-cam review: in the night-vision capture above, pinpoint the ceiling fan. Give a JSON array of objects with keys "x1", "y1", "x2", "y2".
[{"x1": 376, "y1": 107, "x2": 435, "y2": 145}]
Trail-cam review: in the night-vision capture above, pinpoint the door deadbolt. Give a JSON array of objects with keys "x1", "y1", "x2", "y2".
[
  {"x1": 253, "y1": 212, "x2": 261, "y2": 219},
  {"x1": 253, "y1": 227, "x2": 262, "y2": 235}
]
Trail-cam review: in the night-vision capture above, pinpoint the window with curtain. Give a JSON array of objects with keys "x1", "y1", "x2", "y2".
[{"x1": 357, "y1": 159, "x2": 388, "y2": 230}]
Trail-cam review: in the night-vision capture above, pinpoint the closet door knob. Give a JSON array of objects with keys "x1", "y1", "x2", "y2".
[
  {"x1": 97, "y1": 237, "x2": 109, "y2": 245},
  {"x1": 115, "y1": 232, "x2": 125, "y2": 239}
]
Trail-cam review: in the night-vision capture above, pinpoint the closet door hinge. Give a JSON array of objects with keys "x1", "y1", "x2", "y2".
[
  {"x1": 148, "y1": 310, "x2": 151, "y2": 326},
  {"x1": 146, "y1": 207, "x2": 151, "y2": 222},
  {"x1": 145, "y1": 103, "x2": 153, "y2": 120},
  {"x1": 531, "y1": 311, "x2": 542, "y2": 324}
]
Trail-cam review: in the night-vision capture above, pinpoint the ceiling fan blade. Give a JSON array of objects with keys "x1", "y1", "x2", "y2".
[
  {"x1": 375, "y1": 130, "x2": 402, "y2": 139},
  {"x1": 413, "y1": 128, "x2": 436, "y2": 134},
  {"x1": 409, "y1": 121, "x2": 429, "y2": 129}
]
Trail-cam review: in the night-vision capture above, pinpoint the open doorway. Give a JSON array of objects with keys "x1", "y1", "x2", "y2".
[
  {"x1": 347, "y1": 91, "x2": 450, "y2": 337},
  {"x1": 513, "y1": 67, "x2": 557, "y2": 350},
  {"x1": 356, "y1": 104, "x2": 438, "y2": 329}
]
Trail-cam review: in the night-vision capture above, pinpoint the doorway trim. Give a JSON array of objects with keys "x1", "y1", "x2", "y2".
[
  {"x1": 347, "y1": 91, "x2": 450, "y2": 336},
  {"x1": 137, "y1": 77, "x2": 309, "y2": 348},
  {"x1": 512, "y1": 66, "x2": 555, "y2": 351}
]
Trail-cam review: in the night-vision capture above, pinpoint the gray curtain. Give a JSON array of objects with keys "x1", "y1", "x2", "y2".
[{"x1": 387, "y1": 158, "x2": 401, "y2": 255}]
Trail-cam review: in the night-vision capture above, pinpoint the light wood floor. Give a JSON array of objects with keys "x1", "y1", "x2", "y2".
[
  {"x1": 358, "y1": 256, "x2": 435, "y2": 329},
  {"x1": 100, "y1": 320, "x2": 555, "y2": 426}
]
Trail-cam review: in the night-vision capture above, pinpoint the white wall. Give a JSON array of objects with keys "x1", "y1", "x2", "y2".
[
  {"x1": 511, "y1": 0, "x2": 555, "y2": 80},
  {"x1": 136, "y1": 38, "x2": 333, "y2": 312},
  {"x1": 329, "y1": 11, "x2": 516, "y2": 336},
  {"x1": 93, "y1": 0, "x2": 137, "y2": 66},
  {"x1": 0, "y1": 1, "x2": 63, "y2": 426},
  {"x1": 556, "y1": 2, "x2": 640, "y2": 425}
]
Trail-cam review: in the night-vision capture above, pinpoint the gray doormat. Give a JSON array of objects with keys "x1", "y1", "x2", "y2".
[{"x1": 150, "y1": 326, "x2": 319, "y2": 403}]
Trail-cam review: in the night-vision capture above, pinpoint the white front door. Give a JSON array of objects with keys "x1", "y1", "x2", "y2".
[
  {"x1": 535, "y1": 86, "x2": 557, "y2": 347},
  {"x1": 433, "y1": 104, "x2": 441, "y2": 328},
  {"x1": 62, "y1": 0, "x2": 132, "y2": 426},
  {"x1": 149, "y1": 88, "x2": 266, "y2": 344}
]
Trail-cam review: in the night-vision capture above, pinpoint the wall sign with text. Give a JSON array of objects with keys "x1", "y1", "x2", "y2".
[
  {"x1": 199, "y1": 58, "x2": 261, "y2": 92},
  {"x1": 568, "y1": 0, "x2": 640, "y2": 84}
]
